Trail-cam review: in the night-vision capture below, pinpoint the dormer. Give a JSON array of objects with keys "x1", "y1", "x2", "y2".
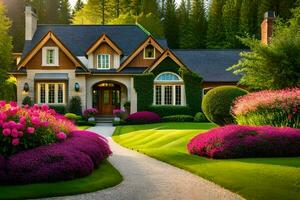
[
  {"x1": 118, "y1": 36, "x2": 164, "y2": 72},
  {"x1": 86, "y1": 34, "x2": 123, "y2": 69}
]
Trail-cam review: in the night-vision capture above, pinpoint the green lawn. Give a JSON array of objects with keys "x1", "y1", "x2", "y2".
[
  {"x1": 113, "y1": 122, "x2": 300, "y2": 200},
  {"x1": 0, "y1": 160, "x2": 122, "y2": 200},
  {"x1": 77, "y1": 126, "x2": 92, "y2": 130}
]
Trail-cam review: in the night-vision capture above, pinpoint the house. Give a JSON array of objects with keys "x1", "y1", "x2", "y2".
[{"x1": 12, "y1": 6, "x2": 274, "y2": 116}]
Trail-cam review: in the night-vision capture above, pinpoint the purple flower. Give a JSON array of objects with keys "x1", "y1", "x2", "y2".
[
  {"x1": 126, "y1": 111, "x2": 161, "y2": 124},
  {"x1": 56, "y1": 132, "x2": 67, "y2": 140}
]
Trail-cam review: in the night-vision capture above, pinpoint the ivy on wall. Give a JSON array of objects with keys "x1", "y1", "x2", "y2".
[
  {"x1": 134, "y1": 73, "x2": 155, "y2": 111},
  {"x1": 134, "y1": 57, "x2": 203, "y2": 116}
]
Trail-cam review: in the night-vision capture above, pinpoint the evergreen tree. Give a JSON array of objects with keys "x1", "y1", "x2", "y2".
[
  {"x1": 177, "y1": 0, "x2": 193, "y2": 48},
  {"x1": 44, "y1": 0, "x2": 60, "y2": 24},
  {"x1": 258, "y1": 0, "x2": 297, "y2": 21},
  {"x1": 72, "y1": 0, "x2": 84, "y2": 16},
  {"x1": 190, "y1": 0, "x2": 207, "y2": 48},
  {"x1": 30, "y1": 0, "x2": 46, "y2": 23},
  {"x1": 109, "y1": 0, "x2": 121, "y2": 18},
  {"x1": 164, "y1": 0, "x2": 179, "y2": 48},
  {"x1": 222, "y1": 0, "x2": 242, "y2": 48},
  {"x1": 142, "y1": 0, "x2": 159, "y2": 16},
  {"x1": 239, "y1": 0, "x2": 259, "y2": 38},
  {"x1": 120, "y1": 0, "x2": 131, "y2": 14},
  {"x1": 131, "y1": 0, "x2": 142, "y2": 16},
  {"x1": 207, "y1": 0, "x2": 226, "y2": 48},
  {"x1": 59, "y1": 0, "x2": 71, "y2": 24}
]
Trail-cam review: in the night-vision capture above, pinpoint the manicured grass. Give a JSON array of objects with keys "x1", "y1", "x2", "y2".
[
  {"x1": 113, "y1": 122, "x2": 300, "y2": 200},
  {"x1": 0, "y1": 160, "x2": 122, "y2": 200},
  {"x1": 77, "y1": 126, "x2": 91, "y2": 130}
]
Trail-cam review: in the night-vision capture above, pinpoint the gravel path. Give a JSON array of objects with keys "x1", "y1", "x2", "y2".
[{"x1": 46, "y1": 125, "x2": 244, "y2": 200}]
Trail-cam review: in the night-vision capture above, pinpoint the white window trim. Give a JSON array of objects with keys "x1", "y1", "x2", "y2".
[
  {"x1": 143, "y1": 45, "x2": 156, "y2": 60},
  {"x1": 37, "y1": 83, "x2": 66, "y2": 105},
  {"x1": 154, "y1": 72, "x2": 183, "y2": 83},
  {"x1": 97, "y1": 54, "x2": 111, "y2": 69},
  {"x1": 42, "y1": 47, "x2": 59, "y2": 66},
  {"x1": 153, "y1": 84, "x2": 185, "y2": 106}
]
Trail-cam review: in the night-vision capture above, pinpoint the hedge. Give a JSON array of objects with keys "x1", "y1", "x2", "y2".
[
  {"x1": 148, "y1": 106, "x2": 193, "y2": 117},
  {"x1": 134, "y1": 74, "x2": 155, "y2": 111},
  {"x1": 163, "y1": 115, "x2": 194, "y2": 122}
]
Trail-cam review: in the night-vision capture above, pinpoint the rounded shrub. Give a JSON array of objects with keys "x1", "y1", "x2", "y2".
[
  {"x1": 65, "y1": 113, "x2": 82, "y2": 121},
  {"x1": 2, "y1": 131, "x2": 111, "y2": 184},
  {"x1": 202, "y1": 86, "x2": 248, "y2": 126},
  {"x1": 188, "y1": 125, "x2": 300, "y2": 159},
  {"x1": 194, "y1": 112, "x2": 209, "y2": 122},
  {"x1": 163, "y1": 115, "x2": 194, "y2": 122},
  {"x1": 126, "y1": 111, "x2": 161, "y2": 125}
]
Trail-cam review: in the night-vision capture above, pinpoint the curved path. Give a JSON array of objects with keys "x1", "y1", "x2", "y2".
[{"x1": 48, "y1": 125, "x2": 244, "y2": 200}]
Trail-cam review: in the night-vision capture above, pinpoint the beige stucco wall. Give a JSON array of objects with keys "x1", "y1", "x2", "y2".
[{"x1": 16, "y1": 70, "x2": 87, "y2": 111}]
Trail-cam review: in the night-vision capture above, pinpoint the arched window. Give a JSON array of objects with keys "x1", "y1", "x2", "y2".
[{"x1": 154, "y1": 72, "x2": 185, "y2": 106}]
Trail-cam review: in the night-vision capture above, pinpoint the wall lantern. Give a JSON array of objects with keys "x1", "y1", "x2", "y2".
[
  {"x1": 23, "y1": 83, "x2": 29, "y2": 92},
  {"x1": 75, "y1": 82, "x2": 80, "y2": 92}
]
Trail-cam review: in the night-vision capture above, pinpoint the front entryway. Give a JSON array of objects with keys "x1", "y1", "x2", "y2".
[{"x1": 92, "y1": 82, "x2": 123, "y2": 115}]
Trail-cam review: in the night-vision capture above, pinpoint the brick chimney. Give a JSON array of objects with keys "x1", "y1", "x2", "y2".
[
  {"x1": 261, "y1": 11, "x2": 275, "y2": 45},
  {"x1": 25, "y1": 6, "x2": 38, "y2": 41}
]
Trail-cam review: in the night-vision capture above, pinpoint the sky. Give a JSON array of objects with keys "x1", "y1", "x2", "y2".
[{"x1": 69, "y1": 0, "x2": 182, "y2": 9}]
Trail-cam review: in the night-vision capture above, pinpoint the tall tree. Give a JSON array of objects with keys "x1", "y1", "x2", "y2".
[
  {"x1": 72, "y1": 0, "x2": 84, "y2": 17},
  {"x1": 30, "y1": 0, "x2": 46, "y2": 23},
  {"x1": 222, "y1": 0, "x2": 242, "y2": 48},
  {"x1": 239, "y1": 0, "x2": 259, "y2": 38},
  {"x1": 0, "y1": 2, "x2": 14, "y2": 101},
  {"x1": 142, "y1": 0, "x2": 159, "y2": 16},
  {"x1": 177, "y1": 0, "x2": 193, "y2": 48},
  {"x1": 59, "y1": 0, "x2": 71, "y2": 24},
  {"x1": 43, "y1": 0, "x2": 60, "y2": 24},
  {"x1": 190, "y1": 0, "x2": 207, "y2": 48},
  {"x1": 207, "y1": 0, "x2": 226, "y2": 48},
  {"x1": 131, "y1": 0, "x2": 142, "y2": 16},
  {"x1": 164, "y1": 0, "x2": 179, "y2": 48},
  {"x1": 120, "y1": 0, "x2": 131, "y2": 14}
]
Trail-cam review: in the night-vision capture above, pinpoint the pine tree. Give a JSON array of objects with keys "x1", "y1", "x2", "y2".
[
  {"x1": 222, "y1": 0, "x2": 242, "y2": 48},
  {"x1": 164, "y1": 0, "x2": 179, "y2": 48},
  {"x1": 120, "y1": 0, "x2": 131, "y2": 14},
  {"x1": 239, "y1": 0, "x2": 259, "y2": 38},
  {"x1": 72, "y1": 0, "x2": 84, "y2": 16},
  {"x1": 59, "y1": 0, "x2": 71, "y2": 24},
  {"x1": 190, "y1": 0, "x2": 207, "y2": 48},
  {"x1": 177, "y1": 0, "x2": 193, "y2": 48},
  {"x1": 131, "y1": 0, "x2": 142, "y2": 16},
  {"x1": 109, "y1": 0, "x2": 121, "y2": 18},
  {"x1": 44, "y1": 0, "x2": 60, "y2": 24},
  {"x1": 141, "y1": 0, "x2": 159, "y2": 16},
  {"x1": 30, "y1": 0, "x2": 46, "y2": 23},
  {"x1": 207, "y1": 0, "x2": 226, "y2": 48}
]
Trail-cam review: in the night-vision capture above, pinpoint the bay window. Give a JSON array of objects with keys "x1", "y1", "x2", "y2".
[
  {"x1": 154, "y1": 72, "x2": 185, "y2": 106},
  {"x1": 37, "y1": 83, "x2": 66, "y2": 104}
]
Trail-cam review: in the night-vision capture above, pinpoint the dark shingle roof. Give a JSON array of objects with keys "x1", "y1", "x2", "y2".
[
  {"x1": 173, "y1": 49, "x2": 245, "y2": 82},
  {"x1": 23, "y1": 24, "x2": 150, "y2": 57}
]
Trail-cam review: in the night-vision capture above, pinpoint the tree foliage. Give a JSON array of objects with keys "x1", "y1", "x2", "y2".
[{"x1": 229, "y1": 8, "x2": 300, "y2": 90}]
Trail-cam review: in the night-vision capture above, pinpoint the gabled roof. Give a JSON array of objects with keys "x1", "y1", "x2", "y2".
[
  {"x1": 172, "y1": 49, "x2": 244, "y2": 82},
  {"x1": 118, "y1": 35, "x2": 165, "y2": 72},
  {"x1": 86, "y1": 34, "x2": 123, "y2": 55},
  {"x1": 18, "y1": 31, "x2": 87, "y2": 71},
  {"x1": 23, "y1": 25, "x2": 152, "y2": 57},
  {"x1": 146, "y1": 49, "x2": 189, "y2": 72}
]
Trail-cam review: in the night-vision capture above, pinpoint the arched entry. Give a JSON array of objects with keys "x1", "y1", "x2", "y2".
[{"x1": 92, "y1": 81, "x2": 127, "y2": 116}]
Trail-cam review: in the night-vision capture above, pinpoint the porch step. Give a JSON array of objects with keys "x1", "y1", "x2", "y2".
[{"x1": 95, "y1": 116, "x2": 114, "y2": 123}]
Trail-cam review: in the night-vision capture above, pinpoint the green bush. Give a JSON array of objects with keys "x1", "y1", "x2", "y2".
[
  {"x1": 68, "y1": 96, "x2": 82, "y2": 116},
  {"x1": 162, "y1": 115, "x2": 194, "y2": 122},
  {"x1": 202, "y1": 86, "x2": 248, "y2": 126},
  {"x1": 113, "y1": 119, "x2": 127, "y2": 126},
  {"x1": 49, "y1": 105, "x2": 67, "y2": 114},
  {"x1": 22, "y1": 96, "x2": 33, "y2": 106},
  {"x1": 65, "y1": 113, "x2": 82, "y2": 121},
  {"x1": 194, "y1": 112, "x2": 209, "y2": 122},
  {"x1": 148, "y1": 106, "x2": 192, "y2": 117},
  {"x1": 76, "y1": 120, "x2": 97, "y2": 126}
]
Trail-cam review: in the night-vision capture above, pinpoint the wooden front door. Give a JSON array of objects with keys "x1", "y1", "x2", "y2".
[{"x1": 99, "y1": 86, "x2": 121, "y2": 115}]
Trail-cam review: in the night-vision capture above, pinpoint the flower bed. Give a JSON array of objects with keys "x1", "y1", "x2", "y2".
[
  {"x1": 187, "y1": 125, "x2": 300, "y2": 159},
  {"x1": 232, "y1": 88, "x2": 300, "y2": 128},
  {"x1": 125, "y1": 111, "x2": 161, "y2": 125},
  {"x1": 0, "y1": 102, "x2": 76, "y2": 156},
  {"x1": 0, "y1": 130, "x2": 111, "y2": 184}
]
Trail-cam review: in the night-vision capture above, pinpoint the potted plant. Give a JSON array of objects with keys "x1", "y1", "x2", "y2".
[{"x1": 83, "y1": 108, "x2": 98, "y2": 122}]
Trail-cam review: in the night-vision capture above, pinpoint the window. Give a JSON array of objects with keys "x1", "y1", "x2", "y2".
[
  {"x1": 97, "y1": 54, "x2": 110, "y2": 69},
  {"x1": 154, "y1": 72, "x2": 185, "y2": 106},
  {"x1": 37, "y1": 83, "x2": 65, "y2": 104},
  {"x1": 42, "y1": 47, "x2": 59, "y2": 66},
  {"x1": 144, "y1": 45, "x2": 155, "y2": 59}
]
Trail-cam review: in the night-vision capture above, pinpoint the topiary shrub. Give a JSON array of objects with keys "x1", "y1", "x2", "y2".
[
  {"x1": 232, "y1": 88, "x2": 300, "y2": 128},
  {"x1": 49, "y1": 105, "x2": 67, "y2": 115},
  {"x1": 148, "y1": 106, "x2": 193, "y2": 117},
  {"x1": 163, "y1": 115, "x2": 194, "y2": 122},
  {"x1": 126, "y1": 111, "x2": 161, "y2": 125},
  {"x1": 194, "y1": 112, "x2": 209, "y2": 122},
  {"x1": 187, "y1": 125, "x2": 300, "y2": 159},
  {"x1": 68, "y1": 96, "x2": 82, "y2": 116},
  {"x1": 202, "y1": 86, "x2": 248, "y2": 126},
  {"x1": 22, "y1": 96, "x2": 33, "y2": 106},
  {"x1": 65, "y1": 113, "x2": 82, "y2": 121},
  {"x1": 3, "y1": 131, "x2": 111, "y2": 184}
]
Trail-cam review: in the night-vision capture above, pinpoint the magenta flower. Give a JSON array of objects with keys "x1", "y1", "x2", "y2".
[
  {"x1": 27, "y1": 127, "x2": 35, "y2": 134},
  {"x1": 18, "y1": 131, "x2": 24, "y2": 137},
  {"x1": 3, "y1": 129, "x2": 11, "y2": 136},
  {"x1": 31, "y1": 117, "x2": 41, "y2": 126},
  {"x1": 0, "y1": 101, "x2": 6, "y2": 107},
  {"x1": 11, "y1": 128, "x2": 19, "y2": 138},
  {"x1": 8, "y1": 121, "x2": 16, "y2": 129},
  {"x1": 56, "y1": 132, "x2": 67, "y2": 140},
  {"x1": 41, "y1": 104, "x2": 49, "y2": 111},
  {"x1": 10, "y1": 101, "x2": 18, "y2": 108},
  {"x1": 12, "y1": 138, "x2": 20, "y2": 146},
  {"x1": 19, "y1": 117, "x2": 26, "y2": 125}
]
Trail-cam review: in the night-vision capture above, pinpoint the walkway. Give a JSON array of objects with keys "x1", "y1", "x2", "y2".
[{"x1": 48, "y1": 125, "x2": 244, "y2": 200}]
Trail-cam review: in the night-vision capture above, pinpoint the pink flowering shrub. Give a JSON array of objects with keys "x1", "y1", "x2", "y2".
[
  {"x1": 232, "y1": 88, "x2": 300, "y2": 128},
  {"x1": 113, "y1": 109, "x2": 127, "y2": 119},
  {"x1": 0, "y1": 101, "x2": 76, "y2": 156},
  {"x1": 0, "y1": 131, "x2": 111, "y2": 184},
  {"x1": 188, "y1": 125, "x2": 300, "y2": 159},
  {"x1": 126, "y1": 111, "x2": 161, "y2": 124},
  {"x1": 83, "y1": 108, "x2": 98, "y2": 118}
]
